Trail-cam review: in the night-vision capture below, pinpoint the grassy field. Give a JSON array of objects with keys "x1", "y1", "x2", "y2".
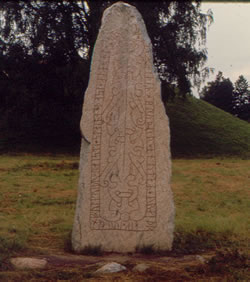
[
  {"x1": 0, "y1": 95, "x2": 249, "y2": 280},
  {"x1": 0, "y1": 154, "x2": 249, "y2": 280}
]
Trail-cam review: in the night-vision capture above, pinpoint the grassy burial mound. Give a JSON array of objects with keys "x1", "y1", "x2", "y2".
[
  {"x1": 165, "y1": 96, "x2": 250, "y2": 158},
  {"x1": 1, "y1": 93, "x2": 249, "y2": 159},
  {"x1": 1, "y1": 95, "x2": 249, "y2": 158}
]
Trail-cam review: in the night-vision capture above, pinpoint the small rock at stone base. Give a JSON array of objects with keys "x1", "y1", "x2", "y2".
[
  {"x1": 10, "y1": 257, "x2": 47, "y2": 269},
  {"x1": 95, "y1": 262, "x2": 126, "y2": 273},
  {"x1": 133, "y1": 263, "x2": 150, "y2": 272}
]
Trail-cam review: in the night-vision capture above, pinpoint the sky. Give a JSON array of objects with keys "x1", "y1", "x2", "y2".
[{"x1": 195, "y1": 2, "x2": 250, "y2": 96}]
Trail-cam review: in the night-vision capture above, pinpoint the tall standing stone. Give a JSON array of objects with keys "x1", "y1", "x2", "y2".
[{"x1": 72, "y1": 2, "x2": 174, "y2": 253}]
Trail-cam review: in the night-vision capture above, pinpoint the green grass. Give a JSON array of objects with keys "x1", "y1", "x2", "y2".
[
  {"x1": 0, "y1": 155, "x2": 79, "y2": 256},
  {"x1": 0, "y1": 155, "x2": 249, "y2": 254},
  {"x1": 172, "y1": 158, "x2": 250, "y2": 254},
  {"x1": 166, "y1": 96, "x2": 250, "y2": 158},
  {"x1": 0, "y1": 154, "x2": 249, "y2": 280}
]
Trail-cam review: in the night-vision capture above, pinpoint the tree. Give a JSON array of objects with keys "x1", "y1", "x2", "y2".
[
  {"x1": 0, "y1": 1, "x2": 213, "y2": 142},
  {"x1": 200, "y1": 72, "x2": 234, "y2": 114},
  {"x1": 233, "y1": 75, "x2": 250, "y2": 121},
  {"x1": 0, "y1": 0, "x2": 213, "y2": 96}
]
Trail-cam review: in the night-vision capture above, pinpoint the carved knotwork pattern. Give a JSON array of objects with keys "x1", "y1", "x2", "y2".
[{"x1": 89, "y1": 9, "x2": 157, "y2": 231}]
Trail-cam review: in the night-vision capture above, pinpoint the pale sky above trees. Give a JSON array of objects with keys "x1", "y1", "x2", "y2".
[{"x1": 199, "y1": 2, "x2": 250, "y2": 94}]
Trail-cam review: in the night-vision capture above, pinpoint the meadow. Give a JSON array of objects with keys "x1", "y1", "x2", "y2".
[
  {"x1": 0, "y1": 153, "x2": 249, "y2": 280},
  {"x1": 1, "y1": 95, "x2": 249, "y2": 280}
]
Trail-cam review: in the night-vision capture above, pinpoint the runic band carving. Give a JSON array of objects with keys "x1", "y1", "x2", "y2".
[{"x1": 89, "y1": 23, "x2": 157, "y2": 231}]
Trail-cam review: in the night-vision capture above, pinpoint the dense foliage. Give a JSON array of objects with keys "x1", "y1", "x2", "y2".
[
  {"x1": 200, "y1": 72, "x2": 250, "y2": 122},
  {"x1": 0, "y1": 0, "x2": 212, "y2": 141},
  {"x1": 233, "y1": 75, "x2": 250, "y2": 121}
]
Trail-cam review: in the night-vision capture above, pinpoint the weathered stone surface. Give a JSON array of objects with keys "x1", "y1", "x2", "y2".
[
  {"x1": 95, "y1": 262, "x2": 126, "y2": 273},
  {"x1": 10, "y1": 257, "x2": 47, "y2": 269},
  {"x1": 72, "y1": 1, "x2": 174, "y2": 253}
]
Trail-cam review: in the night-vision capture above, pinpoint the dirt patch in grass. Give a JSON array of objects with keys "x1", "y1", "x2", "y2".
[{"x1": 1, "y1": 250, "x2": 249, "y2": 281}]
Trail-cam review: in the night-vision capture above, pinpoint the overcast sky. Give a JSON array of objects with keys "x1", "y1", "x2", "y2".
[{"x1": 196, "y1": 2, "x2": 250, "y2": 95}]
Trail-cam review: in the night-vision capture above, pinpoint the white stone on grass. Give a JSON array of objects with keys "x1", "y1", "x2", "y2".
[
  {"x1": 10, "y1": 257, "x2": 47, "y2": 269},
  {"x1": 95, "y1": 262, "x2": 126, "y2": 273}
]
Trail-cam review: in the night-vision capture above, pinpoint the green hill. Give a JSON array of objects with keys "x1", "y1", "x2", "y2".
[
  {"x1": 165, "y1": 96, "x2": 250, "y2": 158},
  {"x1": 1, "y1": 96, "x2": 250, "y2": 158}
]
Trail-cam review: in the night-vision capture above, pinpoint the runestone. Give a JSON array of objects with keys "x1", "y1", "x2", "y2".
[{"x1": 72, "y1": 2, "x2": 175, "y2": 252}]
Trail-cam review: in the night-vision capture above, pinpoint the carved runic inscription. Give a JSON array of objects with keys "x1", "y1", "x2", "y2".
[
  {"x1": 72, "y1": 2, "x2": 174, "y2": 253},
  {"x1": 89, "y1": 15, "x2": 157, "y2": 231}
]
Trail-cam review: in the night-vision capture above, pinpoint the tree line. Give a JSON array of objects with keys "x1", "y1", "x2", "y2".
[
  {"x1": 0, "y1": 1, "x2": 212, "y2": 145},
  {"x1": 200, "y1": 72, "x2": 250, "y2": 122}
]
